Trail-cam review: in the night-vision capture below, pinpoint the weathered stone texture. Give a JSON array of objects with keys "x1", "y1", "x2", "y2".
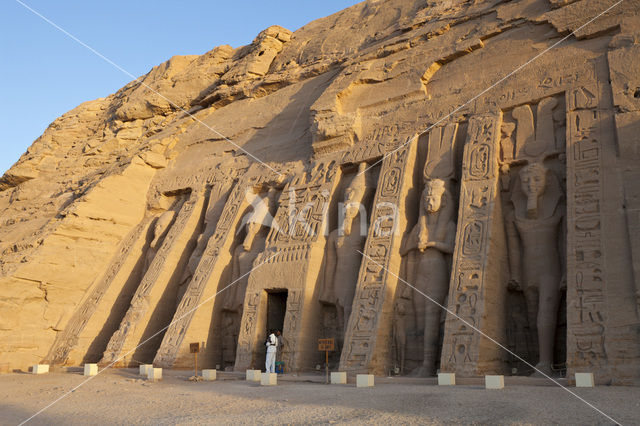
[{"x1": 1, "y1": 0, "x2": 638, "y2": 383}]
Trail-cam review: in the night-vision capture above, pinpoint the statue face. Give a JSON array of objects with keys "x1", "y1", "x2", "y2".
[
  {"x1": 344, "y1": 186, "x2": 360, "y2": 217},
  {"x1": 520, "y1": 166, "x2": 546, "y2": 198},
  {"x1": 344, "y1": 187, "x2": 362, "y2": 218},
  {"x1": 422, "y1": 183, "x2": 445, "y2": 213}
]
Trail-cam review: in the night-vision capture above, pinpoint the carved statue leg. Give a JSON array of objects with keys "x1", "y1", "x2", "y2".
[
  {"x1": 535, "y1": 274, "x2": 561, "y2": 375},
  {"x1": 524, "y1": 285, "x2": 539, "y2": 362},
  {"x1": 421, "y1": 254, "x2": 449, "y2": 376},
  {"x1": 337, "y1": 304, "x2": 346, "y2": 336},
  {"x1": 399, "y1": 332, "x2": 406, "y2": 374},
  {"x1": 412, "y1": 289, "x2": 426, "y2": 343},
  {"x1": 406, "y1": 251, "x2": 418, "y2": 285}
]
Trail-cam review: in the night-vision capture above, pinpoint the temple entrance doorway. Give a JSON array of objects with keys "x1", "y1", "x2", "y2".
[
  {"x1": 266, "y1": 290, "x2": 288, "y2": 333},
  {"x1": 257, "y1": 290, "x2": 287, "y2": 371}
]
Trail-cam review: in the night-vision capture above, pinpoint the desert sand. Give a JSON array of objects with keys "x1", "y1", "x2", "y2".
[{"x1": 1, "y1": 370, "x2": 637, "y2": 425}]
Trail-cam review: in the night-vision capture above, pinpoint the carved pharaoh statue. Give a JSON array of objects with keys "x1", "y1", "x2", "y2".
[
  {"x1": 506, "y1": 162, "x2": 564, "y2": 376},
  {"x1": 392, "y1": 295, "x2": 409, "y2": 374},
  {"x1": 320, "y1": 162, "x2": 368, "y2": 336},
  {"x1": 220, "y1": 188, "x2": 276, "y2": 368},
  {"x1": 400, "y1": 178, "x2": 456, "y2": 376}
]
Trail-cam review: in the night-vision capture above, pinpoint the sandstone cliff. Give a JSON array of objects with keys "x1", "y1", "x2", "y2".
[{"x1": 1, "y1": 0, "x2": 639, "y2": 382}]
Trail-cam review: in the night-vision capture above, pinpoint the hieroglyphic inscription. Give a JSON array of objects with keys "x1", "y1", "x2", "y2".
[
  {"x1": 235, "y1": 291, "x2": 261, "y2": 366},
  {"x1": 151, "y1": 166, "x2": 245, "y2": 195},
  {"x1": 566, "y1": 84, "x2": 607, "y2": 367},
  {"x1": 440, "y1": 115, "x2": 501, "y2": 375},
  {"x1": 100, "y1": 191, "x2": 201, "y2": 364},
  {"x1": 281, "y1": 289, "x2": 303, "y2": 368},
  {"x1": 340, "y1": 138, "x2": 416, "y2": 371},
  {"x1": 265, "y1": 161, "x2": 338, "y2": 246},
  {"x1": 43, "y1": 216, "x2": 153, "y2": 365},
  {"x1": 235, "y1": 162, "x2": 342, "y2": 371},
  {"x1": 339, "y1": 135, "x2": 403, "y2": 165}
]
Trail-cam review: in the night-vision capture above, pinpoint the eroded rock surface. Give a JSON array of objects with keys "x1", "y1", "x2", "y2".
[{"x1": 1, "y1": 0, "x2": 638, "y2": 384}]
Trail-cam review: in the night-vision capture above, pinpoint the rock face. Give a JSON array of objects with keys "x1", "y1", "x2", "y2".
[{"x1": 1, "y1": 0, "x2": 639, "y2": 384}]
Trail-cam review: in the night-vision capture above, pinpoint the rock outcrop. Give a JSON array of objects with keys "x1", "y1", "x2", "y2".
[{"x1": 1, "y1": 0, "x2": 639, "y2": 384}]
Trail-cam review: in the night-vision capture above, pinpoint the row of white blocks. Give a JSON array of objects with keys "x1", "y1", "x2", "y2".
[
  {"x1": 436, "y1": 372, "x2": 596, "y2": 389},
  {"x1": 28, "y1": 364, "x2": 596, "y2": 388},
  {"x1": 245, "y1": 370, "x2": 278, "y2": 385},
  {"x1": 243, "y1": 371, "x2": 597, "y2": 388},
  {"x1": 139, "y1": 364, "x2": 162, "y2": 381},
  {"x1": 244, "y1": 370, "x2": 371, "y2": 387}
]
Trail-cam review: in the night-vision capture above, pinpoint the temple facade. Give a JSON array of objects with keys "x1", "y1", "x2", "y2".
[{"x1": 1, "y1": 0, "x2": 639, "y2": 385}]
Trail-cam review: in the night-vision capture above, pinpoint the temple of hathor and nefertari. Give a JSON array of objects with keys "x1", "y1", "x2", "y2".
[{"x1": 1, "y1": 0, "x2": 639, "y2": 384}]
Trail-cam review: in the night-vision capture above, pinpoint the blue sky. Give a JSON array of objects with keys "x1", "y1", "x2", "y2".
[{"x1": 0, "y1": 1, "x2": 362, "y2": 175}]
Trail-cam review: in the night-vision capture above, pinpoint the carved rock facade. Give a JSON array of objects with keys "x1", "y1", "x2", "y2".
[{"x1": 1, "y1": 0, "x2": 639, "y2": 384}]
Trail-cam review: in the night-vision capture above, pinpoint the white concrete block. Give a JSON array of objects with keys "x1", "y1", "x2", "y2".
[
  {"x1": 147, "y1": 367, "x2": 162, "y2": 381},
  {"x1": 139, "y1": 364, "x2": 153, "y2": 376},
  {"x1": 83, "y1": 364, "x2": 98, "y2": 376},
  {"x1": 246, "y1": 369, "x2": 261, "y2": 381},
  {"x1": 575, "y1": 372, "x2": 595, "y2": 387},
  {"x1": 331, "y1": 372, "x2": 347, "y2": 384},
  {"x1": 356, "y1": 374, "x2": 374, "y2": 387},
  {"x1": 261, "y1": 372, "x2": 277, "y2": 386},
  {"x1": 32, "y1": 364, "x2": 49, "y2": 374},
  {"x1": 438, "y1": 372, "x2": 456, "y2": 386},
  {"x1": 485, "y1": 375, "x2": 504, "y2": 389},
  {"x1": 202, "y1": 369, "x2": 217, "y2": 381}
]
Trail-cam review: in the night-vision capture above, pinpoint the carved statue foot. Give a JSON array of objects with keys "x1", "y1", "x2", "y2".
[
  {"x1": 409, "y1": 364, "x2": 436, "y2": 377},
  {"x1": 529, "y1": 362, "x2": 553, "y2": 377}
]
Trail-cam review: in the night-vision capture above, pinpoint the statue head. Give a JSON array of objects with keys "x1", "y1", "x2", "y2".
[
  {"x1": 421, "y1": 179, "x2": 447, "y2": 213},
  {"x1": 519, "y1": 162, "x2": 547, "y2": 217},
  {"x1": 150, "y1": 210, "x2": 175, "y2": 249}
]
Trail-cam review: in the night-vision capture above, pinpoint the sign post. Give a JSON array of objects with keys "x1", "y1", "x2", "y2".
[
  {"x1": 190, "y1": 342, "x2": 200, "y2": 378},
  {"x1": 318, "y1": 338, "x2": 335, "y2": 384}
]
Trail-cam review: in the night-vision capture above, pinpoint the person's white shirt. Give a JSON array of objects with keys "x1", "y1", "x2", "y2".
[{"x1": 266, "y1": 333, "x2": 277, "y2": 353}]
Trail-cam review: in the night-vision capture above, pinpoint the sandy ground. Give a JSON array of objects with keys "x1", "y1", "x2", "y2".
[{"x1": 0, "y1": 369, "x2": 637, "y2": 425}]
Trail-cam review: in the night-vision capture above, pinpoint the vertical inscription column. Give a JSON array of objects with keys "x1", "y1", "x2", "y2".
[
  {"x1": 339, "y1": 138, "x2": 418, "y2": 374},
  {"x1": 440, "y1": 114, "x2": 507, "y2": 376},
  {"x1": 565, "y1": 85, "x2": 608, "y2": 378}
]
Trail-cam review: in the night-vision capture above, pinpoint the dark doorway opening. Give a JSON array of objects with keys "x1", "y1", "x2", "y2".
[{"x1": 267, "y1": 290, "x2": 288, "y2": 333}]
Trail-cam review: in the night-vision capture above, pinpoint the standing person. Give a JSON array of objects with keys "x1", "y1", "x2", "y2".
[{"x1": 265, "y1": 330, "x2": 278, "y2": 373}]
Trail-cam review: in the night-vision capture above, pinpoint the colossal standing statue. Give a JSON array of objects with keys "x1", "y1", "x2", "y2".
[
  {"x1": 220, "y1": 188, "x2": 276, "y2": 368},
  {"x1": 400, "y1": 178, "x2": 456, "y2": 376},
  {"x1": 320, "y1": 162, "x2": 368, "y2": 336},
  {"x1": 501, "y1": 97, "x2": 566, "y2": 376},
  {"x1": 506, "y1": 162, "x2": 564, "y2": 376}
]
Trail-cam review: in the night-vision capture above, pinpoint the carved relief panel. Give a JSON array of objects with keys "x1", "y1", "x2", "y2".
[
  {"x1": 234, "y1": 161, "x2": 342, "y2": 372},
  {"x1": 565, "y1": 85, "x2": 608, "y2": 374},
  {"x1": 154, "y1": 167, "x2": 282, "y2": 368},
  {"x1": 440, "y1": 114, "x2": 507, "y2": 377},
  {"x1": 340, "y1": 136, "x2": 418, "y2": 374}
]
